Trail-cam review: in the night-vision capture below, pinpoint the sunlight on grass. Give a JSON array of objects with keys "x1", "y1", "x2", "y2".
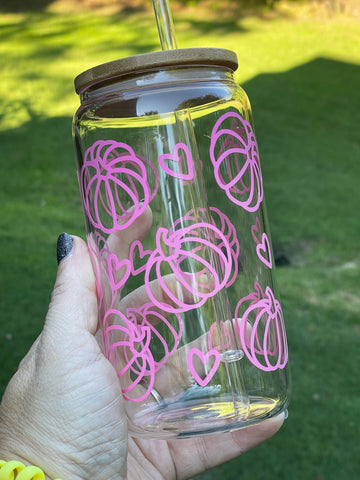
[{"x1": 1, "y1": 2, "x2": 360, "y2": 128}]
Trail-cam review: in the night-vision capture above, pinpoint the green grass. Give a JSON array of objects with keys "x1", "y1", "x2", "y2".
[{"x1": 1, "y1": 1, "x2": 360, "y2": 478}]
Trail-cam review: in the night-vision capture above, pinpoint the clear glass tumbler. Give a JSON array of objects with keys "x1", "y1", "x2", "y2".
[{"x1": 73, "y1": 48, "x2": 290, "y2": 439}]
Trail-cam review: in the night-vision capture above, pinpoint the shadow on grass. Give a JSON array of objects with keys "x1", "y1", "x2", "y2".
[
  {"x1": 1, "y1": 54, "x2": 359, "y2": 372},
  {"x1": 0, "y1": 0, "x2": 290, "y2": 20},
  {"x1": 0, "y1": 10, "x2": 160, "y2": 65},
  {"x1": 193, "y1": 58, "x2": 360, "y2": 480},
  {"x1": 0, "y1": 0, "x2": 149, "y2": 13},
  {"x1": 0, "y1": 0, "x2": 54, "y2": 12},
  {"x1": 0, "y1": 112, "x2": 84, "y2": 394},
  {"x1": 1, "y1": 56, "x2": 359, "y2": 478},
  {"x1": 243, "y1": 57, "x2": 360, "y2": 262}
]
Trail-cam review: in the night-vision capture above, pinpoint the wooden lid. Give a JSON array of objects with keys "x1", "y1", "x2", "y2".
[{"x1": 74, "y1": 48, "x2": 238, "y2": 94}]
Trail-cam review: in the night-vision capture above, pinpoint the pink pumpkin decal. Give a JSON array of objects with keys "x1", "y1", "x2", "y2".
[
  {"x1": 80, "y1": 140, "x2": 155, "y2": 234},
  {"x1": 104, "y1": 309, "x2": 156, "y2": 402},
  {"x1": 235, "y1": 282, "x2": 288, "y2": 371},
  {"x1": 207, "y1": 207, "x2": 240, "y2": 287},
  {"x1": 103, "y1": 304, "x2": 183, "y2": 402},
  {"x1": 210, "y1": 112, "x2": 263, "y2": 212},
  {"x1": 171, "y1": 207, "x2": 240, "y2": 288},
  {"x1": 126, "y1": 303, "x2": 183, "y2": 373},
  {"x1": 144, "y1": 220, "x2": 233, "y2": 313}
]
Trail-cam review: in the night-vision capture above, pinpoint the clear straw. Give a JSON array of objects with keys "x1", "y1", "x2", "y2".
[
  {"x1": 152, "y1": 0, "x2": 248, "y2": 420},
  {"x1": 152, "y1": 0, "x2": 178, "y2": 50}
]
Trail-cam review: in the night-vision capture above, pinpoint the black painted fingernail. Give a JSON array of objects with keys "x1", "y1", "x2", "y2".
[{"x1": 56, "y1": 233, "x2": 73, "y2": 265}]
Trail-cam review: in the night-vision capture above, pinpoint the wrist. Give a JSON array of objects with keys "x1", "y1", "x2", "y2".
[
  {"x1": 0, "y1": 455, "x2": 59, "y2": 480},
  {"x1": 0, "y1": 458, "x2": 62, "y2": 480},
  {"x1": 0, "y1": 401, "x2": 128, "y2": 480},
  {"x1": 0, "y1": 400, "x2": 83, "y2": 480},
  {"x1": 0, "y1": 443, "x2": 77, "y2": 480},
  {"x1": 0, "y1": 420, "x2": 70, "y2": 480},
  {"x1": 0, "y1": 423, "x2": 127, "y2": 480}
]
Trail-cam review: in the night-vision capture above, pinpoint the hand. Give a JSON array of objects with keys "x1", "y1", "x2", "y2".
[{"x1": 0, "y1": 235, "x2": 284, "y2": 480}]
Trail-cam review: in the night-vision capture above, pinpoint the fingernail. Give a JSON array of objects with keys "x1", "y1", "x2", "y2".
[{"x1": 56, "y1": 233, "x2": 74, "y2": 265}]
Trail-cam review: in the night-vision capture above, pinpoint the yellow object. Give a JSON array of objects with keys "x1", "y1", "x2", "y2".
[{"x1": 0, "y1": 461, "x2": 63, "y2": 480}]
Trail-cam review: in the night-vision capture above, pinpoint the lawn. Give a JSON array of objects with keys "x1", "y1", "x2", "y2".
[{"x1": 1, "y1": 1, "x2": 360, "y2": 478}]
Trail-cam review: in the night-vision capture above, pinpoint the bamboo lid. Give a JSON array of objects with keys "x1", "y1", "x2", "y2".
[{"x1": 74, "y1": 48, "x2": 238, "y2": 94}]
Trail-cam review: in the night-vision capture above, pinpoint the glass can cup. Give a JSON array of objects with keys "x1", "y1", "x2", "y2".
[{"x1": 73, "y1": 48, "x2": 290, "y2": 439}]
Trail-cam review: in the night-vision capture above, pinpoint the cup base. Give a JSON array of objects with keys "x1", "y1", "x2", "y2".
[{"x1": 129, "y1": 395, "x2": 287, "y2": 439}]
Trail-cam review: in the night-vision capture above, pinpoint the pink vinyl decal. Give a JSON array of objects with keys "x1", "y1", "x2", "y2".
[
  {"x1": 251, "y1": 216, "x2": 262, "y2": 244},
  {"x1": 210, "y1": 112, "x2": 263, "y2": 212},
  {"x1": 80, "y1": 140, "x2": 156, "y2": 234},
  {"x1": 251, "y1": 217, "x2": 273, "y2": 269},
  {"x1": 206, "y1": 206, "x2": 240, "y2": 287},
  {"x1": 170, "y1": 207, "x2": 240, "y2": 288},
  {"x1": 125, "y1": 303, "x2": 183, "y2": 373},
  {"x1": 107, "y1": 253, "x2": 132, "y2": 291},
  {"x1": 158, "y1": 142, "x2": 195, "y2": 182},
  {"x1": 187, "y1": 348, "x2": 221, "y2": 387},
  {"x1": 129, "y1": 240, "x2": 153, "y2": 275},
  {"x1": 144, "y1": 220, "x2": 233, "y2": 313},
  {"x1": 103, "y1": 310, "x2": 155, "y2": 402},
  {"x1": 235, "y1": 282, "x2": 288, "y2": 371},
  {"x1": 207, "y1": 321, "x2": 232, "y2": 352},
  {"x1": 103, "y1": 304, "x2": 182, "y2": 402},
  {"x1": 256, "y1": 234, "x2": 272, "y2": 269}
]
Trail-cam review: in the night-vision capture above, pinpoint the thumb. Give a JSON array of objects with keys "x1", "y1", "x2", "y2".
[{"x1": 46, "y1": 233, "x2": 98, "y2": 336}]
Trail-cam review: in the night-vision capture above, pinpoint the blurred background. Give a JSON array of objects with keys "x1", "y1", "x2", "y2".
[{"x1": 1, "y1": 0, "x2": 359, "y2": 478}]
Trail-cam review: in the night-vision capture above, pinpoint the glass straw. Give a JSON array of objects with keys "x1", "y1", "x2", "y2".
[
  {"x1": 152, "y1": 0, "x2": 178, "y2": 50},
  {"x1": 152, "y1": 0, "x2": 249, "y2": 419}
]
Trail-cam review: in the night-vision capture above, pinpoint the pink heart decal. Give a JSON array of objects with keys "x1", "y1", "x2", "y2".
[
  {"x1": 107, "y1": 254, "x2": 131, "y2": 291},
  {"x1": 251, "y1": 216, "x2": 261, "y2": 244},
  {"x1": 158, "y1": 143, "x2": 195, "y2": 182},
  {"x1": 129, "y1": 240, "x2": 152, "y2": 275},
  {"x1": 256, "y1": 233, "x2": 273, "y2": 269},
  {"x1": 187, "y1": 348, "x2": 221, "y2": 387}
]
